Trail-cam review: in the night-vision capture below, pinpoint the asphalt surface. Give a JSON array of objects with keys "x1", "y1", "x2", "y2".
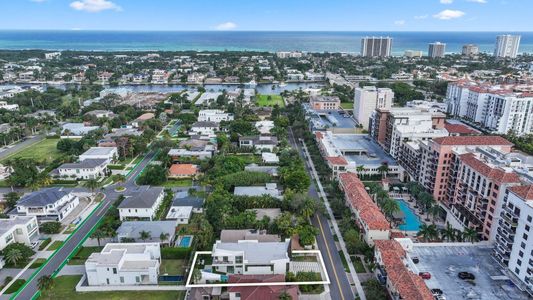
[
  {"x1": 12, "y1": 151, "x2": 156, "y2": 300},
  {"x1": 287, "y1": 128, "x2": 354, "y2": 300},
  {"x1": 0, "y1": 135, "x2": 45, "y2": 161}
]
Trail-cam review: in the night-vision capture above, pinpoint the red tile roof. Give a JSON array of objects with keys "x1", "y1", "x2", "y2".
[
  {"x1": 315, "y1": 132, "x2": 324, "y2": 140},
  {"x1": 459, "y1": 153, "x2": 521, "y2": 184},
  {"x1": 432, "y1": 136, "x2": 513, "y2": 146},
  {"x1": 508, "y1": 185, "x2": 533, "y2": 201},
  {"x1": 228, "y1": 275, "x2": 298, "y2": 300},
  {"x1": 168, "y1": 164, "x2": 199, "y2": 176},
  {"x1": 444, "y1": 122, "x2": 480, "y2": 135},
  {"x1": 326, "y1": 156, "x2": 348, "y2": 166},
  {"x1": 339, "y1": 172, "x2": 390, "y2": 231},
  {"x1": 375, "y1": 240, "x2": 433, "y2": 300}
]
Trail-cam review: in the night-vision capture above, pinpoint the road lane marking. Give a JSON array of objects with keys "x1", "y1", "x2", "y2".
[{"x1": 316, "y1": 214, "x2": 346, "y2": 300}]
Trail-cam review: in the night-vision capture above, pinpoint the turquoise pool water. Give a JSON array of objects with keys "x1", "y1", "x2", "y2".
[
  {"x1": 178, "y1": 236, "x2": 192, "y2": 247},
  {"x1": 396, "y1": 199, "x2": 423, "y2": 231}
]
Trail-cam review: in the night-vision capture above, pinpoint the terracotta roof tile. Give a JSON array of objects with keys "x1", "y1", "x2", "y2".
[
  {"x1": 227, "y1": 275, "x2": 298, "y2": 300},
  {"x1": 432, "y1": 136, "x2": 513, "y2": 146},
  {"x1": 508, "y1": 185, "x2": 533, "y2": 201},
  {"x1": 169, "y1": 164, "x2": 199, "y2": 176},
  {"x1": 444, "y1": 122, "x2": 480, "y2": 135},
  {"x1": 326, "y1": 156, "x2": 348, "y2": 166},
  {"x1": 459, "y1": 153, "x2": 521, "y2": 184}
]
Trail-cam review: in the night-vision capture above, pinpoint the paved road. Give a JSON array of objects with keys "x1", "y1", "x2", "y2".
[
  {"x1": 0, "y1": 135, "x2": 45, "y2": 161},
  {"x1": 12, "y1": 151, "x2": 156, "y2": 300},
  {"x1": 287, "y1": 128, "x2": 354, "y2": 300}
]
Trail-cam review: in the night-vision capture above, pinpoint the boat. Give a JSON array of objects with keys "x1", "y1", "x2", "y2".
[
  {"x1": 279, "y1": 82, "x2": 287, "y2": 87},
  {"x1": 247, "y1": 80, "x2": 257, "y2": 87}
]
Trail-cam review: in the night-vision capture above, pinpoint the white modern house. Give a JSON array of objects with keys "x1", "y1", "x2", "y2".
[
  {"x1": 165, "y1": 206, "x2": 193, "y2": 224},
  {"x1": 15, "y1": 188, "x2": 80, "y2": 221},
  {"x1": 189, "y1": 121, "x2": 219, "y2": 137},
  {"x1": 56, "y1": 159, "x2": 109, "y2": 180},
  {"x1": 198, "y1": 110, "x2": 234, "y2": 122},
  {"x1": 85, "y1": 243, "x2": 161, "y2": 286},
  {"x1": 61, "y1": 123, "x2": 100, "y2": 137},
  {"x1": 116, "y1": 221, "x2": 176, "y2": 245},
  {"x1": 211, "y1": 239, "x2": 290, "y2": 275},
  {"x1": 234, "y1": 183, "x2": 282, "y2": 199},
  {"x1": 118, "y1": 187, "x2": 164, "y2": 221},
  {"x1": 79, "y1": 147, "x2": 118, "y2": 163},
  {"x1": 0, "y1": 101, "x2": 19, "y2": 111},
  {"x1": 0, "y1": 216, "x2": 39, "y2": 252},
  {"x1": 239, "y1": 136, "x2": 278, "y2": 152}
]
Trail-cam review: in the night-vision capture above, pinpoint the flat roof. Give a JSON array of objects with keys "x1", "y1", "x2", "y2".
[
  {"x1": 326, "y1": 134, "x2": 397, "y2": 166},
  {"x1": 81, "y1": 147, "x2": 117, "y2": 156},
  {"x1": 307, "y1": 109, "x2": 358, "y2": 130},
  {"x1": 412, "y1": 244, "x2": 529, "y2": 300}
]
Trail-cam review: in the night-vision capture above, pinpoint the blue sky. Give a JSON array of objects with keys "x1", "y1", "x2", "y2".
[{"x1": 0, "y1": 0, "x2": 530, "y2": 31}]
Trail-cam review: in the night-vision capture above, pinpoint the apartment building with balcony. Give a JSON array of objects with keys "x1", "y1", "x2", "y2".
[
  {"x1": 493, "y1": 185, "x2": 533, "y2": 296},
  {"x1": 211, "y1": 239, "x2": 290, "y2": 275}
]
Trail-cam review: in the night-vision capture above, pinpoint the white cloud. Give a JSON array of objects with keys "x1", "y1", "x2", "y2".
[
  {"x1": 467, "y1": 0, "x2": 487, "y2": 3},
  {"x1": 440, "y1": 0, "x2": 453, "y2": 4},
  {"x1": 70, "y1": 0, "x2": 122, "y2": 13},
  {"x1": 394, "y1": 20, "x2": 406, "y2": 26},
  {"x1": 214, "y1": 22, "x2": 237, "y2": 31},
  {"x1": 414, "y1": 15, "x2": 429, "y2": 19},
  {"x1": 433, "y1": 9, "x2": 466, "y2": 20}
]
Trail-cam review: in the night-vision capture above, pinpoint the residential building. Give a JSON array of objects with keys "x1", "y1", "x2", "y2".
[
  {"x1": 374, "y1": 240, "x2": 433, "y2": 300},
  {"x1": 97, "y1": 71, "x2": 114, "y2": 83},
  {"x1": 44, "y1": 52, "x2": 61, "y2": 59},
  {"x1": 428, "y1": 42, "x2": 446, "y2": 58},
  {"x1": 309, "y1": 95, "x2": 341, "y2": 110},
  {"x1": 234, "y1": 183, "x2": 282, "y2": 199},
  {"x1": 239, "y1": 135, "x2": 278, "y2": 152},
  {"x1": 244, "y1": 164, "x2": 278, "y2": 176},
  {"x1": 168, "y1": 164, "x2": 199, "y2": 179},
  {"x1": 85, "y1": 243, "x2": 161, "y2": 286},
  {"x1": 16, "y1": 188, "x2": 80, "y2": 221},
  {"x1": 131, "y1": 113, "x2": 155, "y2": 128},
  {"x1": 276, "y1": 51, "x2": 303, "y2": 58},
  {"x1": 84, "y1": 110, "x2": 115, "y2": 119},
  {"x1": 493, "y1": 185, "x2": 533, "y2": 296},
  {"x1": 417, "y1": 136, "x2": 514, "y2": 208},
  {"x1": 354, "y1": 86, "x2": 394, "y2": 130},
  {"x1": 0, "y1": 101, "x2": 19, "y2": 111},
  {"x1": 220, "y1": 230, "x2": 280, "y2": 243},
  {"x1": 462, "y1": 44, "x2": 479, "y2": 56},
  {"x1": 168, "y1": 192, "x2": 204, "y2": 214},
  {"x1": 168, "y1": 147, "x2": 214, "y2": 161},
  {"x1": 62, "y1": 123, "x2": 100, "y2": 136},
  {"x1": 211, "y1": 239, "x2": 290, "y2": 275},
  {"x1": 118, "y1": 187, "x2": 165, "y2": 221},
  {"x1": 227, "y1": 275, "x2": 298, "y2": 300},
  {"x1": 56, "y1": 159, "x2": 109, "y2": 180},
  {"x1": 116, "y1": 221, "x2": 176, "y2": 245},
  {"x1": 0, "y1": 216, "x2": 39, "y2": 263},
  {"x1": 165, "y1": 205, "x2": 193, "y2": 224},
  {"x1": 361, "y1": 37, "x2": 392, "y2": 58},
  {"x1": 404, "y1": 50, "x2": 423, "y2": 58},
  {"x1": 494, "y1": 35, "x2": 521, "y2": 58},
  {"x1": 255, "y1": 120, "x2": 274, "y2": 135},
  {"x1": 339, "y1": 172, "x2": 390, "y2": 245},
  {"x1": 198, "y1": 110, "x2": 234, "y2": 122},
  {"x1": 261, "y1": 152, "x2": 279, "y2": 164},
  {"x1": 79, "y1": 147, "x2": 118, "y2": 163},
  {"x1": 189, "y1": 121, "x2": 219, "y2": 137}
]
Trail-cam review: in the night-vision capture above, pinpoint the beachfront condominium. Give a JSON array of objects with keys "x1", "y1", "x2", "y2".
[
  {"x1": 494, "y1": 35, "x2": 521, "y2": 58},
  {"x1": 493, "y1": 185, "x2": 533, "y2": 296},
  {"x1": 462, "y1": 44, "x2": 479, "y2": 56},
  {"x1": 404, "y1": 50, "x2": 423, "y2": 58},
  {"x1": 360, "y1": 37, "x2": 392, "y2": 58},
  {"x1": 354, "y1": 86, "x2": 393, "y2": 130},
  {"x1": 428, "y1": 42, "x2": 446, "y2": 58}
]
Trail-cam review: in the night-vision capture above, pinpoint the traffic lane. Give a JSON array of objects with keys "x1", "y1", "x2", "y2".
[{"x1": 0, "y1": 135, "x2": 44, "y2": 160}]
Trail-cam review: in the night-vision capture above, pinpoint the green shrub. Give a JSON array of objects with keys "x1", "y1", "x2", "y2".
[
  {"x1": 38, "y1": 238, "x2": 51, "y2": 251},
  {"x1": 40, "y1": 221, "x2": 62, "y2": 234},
  {"x1": 161, "y1": 247, "x2": 191, "y2": 259}
]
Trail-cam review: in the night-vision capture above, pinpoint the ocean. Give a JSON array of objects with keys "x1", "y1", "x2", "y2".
[{"x1": 0, "y1": 30, "x2": 532, "y2": 55}]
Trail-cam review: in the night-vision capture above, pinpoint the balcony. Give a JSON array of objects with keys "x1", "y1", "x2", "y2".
[{"x1": 501, "y1": 212, "x2": 519, "y2": 227}]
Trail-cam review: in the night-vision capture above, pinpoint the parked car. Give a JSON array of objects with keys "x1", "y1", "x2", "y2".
[
  {"x1": 419, "y1": 272, "x2": 431, "y2": 279},
  {"x1": 431, "y1": 288, "x2": 443, "y2": 296},
  {"x1": 412, "y1": 256, "x2": 420, "y2": 264},
  {"x1": 458, "y1": 272, "x2": 475, "y2": 280}
]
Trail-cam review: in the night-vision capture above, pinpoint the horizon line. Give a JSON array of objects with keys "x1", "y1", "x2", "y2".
[{"x1": 0, "y1": 29, "x2": 532, "y2": 33}]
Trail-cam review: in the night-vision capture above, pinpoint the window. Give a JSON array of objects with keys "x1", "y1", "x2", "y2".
[
  {"x1": 120, "y1": 277, "x2": 124, "y2": 283},
  {"x1": 236, "y1": 256, "x2": 243, "y2": 264},
  {"x1": 136, "y1": 276, "x2": 140, "y2": 283},
  {"x1": 519, "y1": 251, "x2": 524, "y2": 258},
  {"x1": 528, "y1": 215, "x2": 532, "y2": 223},
  {"x1": 235, "y1": 292, "x2": 241, "y2": 298},
  {"x1": 113, "y1": 268, "x2": 117, "y2": 274},
  {"x1": 106, "y1": 278, "x2": 110, "y2": 284},
  {"x1": 517, "y1": 259, "x2": 522, "y2": 266},
  {"x1": 526, "y1": 225, "x2": 531, "y2": 232},
  {"x1": 523, "y1": 233, "x2": 528, "y2": 241}
]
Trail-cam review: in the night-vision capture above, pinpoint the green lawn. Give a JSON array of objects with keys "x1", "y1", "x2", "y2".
[
  {"x1": 340, "y1": 102, "x2": 354, "y2": 109},
  {"x1": 338, "y1": 250, "x2": 350, "y2": 273},
  {"x1": 29, "y1": 258, "x2": 47, "y2": 269},
  {"x1": 159, "y1": 259, "x2": 186, "y2": 275},
  {"x1": 4, "y1": 279, "x2": 25, "y2": 294},
  {"x1": 256, "y1": 94, "x2": 285, "y2": 107},
  {"x1": 47, "y1": 240, "x2": 64, "y2": 251},
  {"x1": 68, "y1": 246, "x2": 103, "y2": 265},
  {"x1": 351, "y1": 256, "x2": 366, "y2": 273},
  {"x1": 39, "y1": 276, "x2": 184, "y2": 300},
  {"x1": 0, "y1": 138, "x2": 62, "y2": 163},
  {"x1": 161, "y1": 178, "x2": 193, "y2": 188}
]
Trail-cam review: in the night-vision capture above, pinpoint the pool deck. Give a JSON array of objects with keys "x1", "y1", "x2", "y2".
[{"x1": 390, "y1": 193, "x2": 446, "y2": 230}]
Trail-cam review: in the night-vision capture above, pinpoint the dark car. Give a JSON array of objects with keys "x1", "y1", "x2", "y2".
[
  {"x1": 431, "y1": 288, "x2": 443, "y2": 296},
  {"x1": 419, "y1": 272, "x2": 431, "y2": 279},
  {"x1": 412, "y1": 256, "x2": 420, "y2": 264},
  {"x1": 458, "y1": 272, "x2": 475, "y2": 280}
]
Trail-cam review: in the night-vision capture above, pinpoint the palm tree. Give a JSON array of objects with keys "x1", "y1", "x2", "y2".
[
  {"x1": 417, "y1": 224, "x2": 438, "y2": 242},
  {"x1": 300, "y1": 198, "x2": 316, "y2": 219},
  {"x1": 92, "y1": 228, "x2": 107, "y2": 246},
  {"x1": 462, "y1": 228, "x2": 479, "y2": 243},
  {"x1": 440, "y1": 223, "x2": 456, "y2": 242},
  {"x1": 38, "y1": 275, "x2": 54, "y2": 291},
  {"x1": 356, "y1": 165, "x2": 365, "y2": 175},
  {"x1": 112, "y1": 174, "x2": 126, "y2": 185},
  {"x1": 83, "y1": 179, "x2": 100, "y2": 195},
  {"x1": 5, "y1": 248, "x2": 23, "y2": 267},
  {"x1": 279, "y1": 291, "x2": 292, "y2": 300},
  {"x1": 139, "y1": 230, "x2": 151, "y2": 242},
  {"x1": 428, "y1": 205, "x2": 441, "y2": 224},
  {"x1": 381, "y1": 198, "x2": 400, "y2": 220},
  {"x1": 378, "y1": 163, "x2": 389, "y2": 179},
  {"x1": 160, "y1": 232, "x2": 170, "y2": 245}
]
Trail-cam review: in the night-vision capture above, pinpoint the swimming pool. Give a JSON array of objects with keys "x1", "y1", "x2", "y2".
[
  {"x1": 396, "y1": 199, "x2": 423, "y2": 231},
  {"x1": 177, "y1": 235, "x2": 193, "y2": 248}
]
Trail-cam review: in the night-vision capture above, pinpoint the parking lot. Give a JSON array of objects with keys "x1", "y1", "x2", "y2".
[{"x1": 411, "y1": 244, "x2": 529, "y2": 300}]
